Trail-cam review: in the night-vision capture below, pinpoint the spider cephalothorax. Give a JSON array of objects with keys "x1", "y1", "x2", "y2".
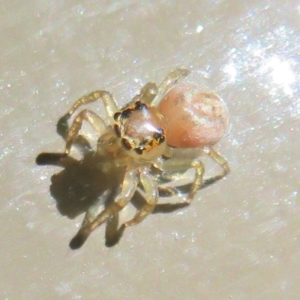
[
  {"x1": 37, "y1": 69, "x2": 230, "y2": 249},
  {"x1": 113, "y1": 101, "x2": 167, "y2": 161}
]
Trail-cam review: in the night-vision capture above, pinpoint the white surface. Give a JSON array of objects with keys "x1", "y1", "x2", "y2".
[{"x1": 1, "y1": 0, "x2": 299, "y2": 299}]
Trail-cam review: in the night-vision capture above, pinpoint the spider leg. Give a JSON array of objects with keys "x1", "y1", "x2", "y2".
[
  {"x1": 65, "y1": 109, "x2": 106, "y2": 155},
  {"x1": 157, "y1": 175, "x2": 226, "y2": 198},
  {"x1": 124, "y1": 167, "x2": 158, "y2": 227},
  {"x1": 151, "y1": 68, "x2": 190, "y2": 106},
  {"x1": 205, "y1": 146, "x2": 230, "y2": 176},
  {"x1": 155, "y1": 146, "x2": 229, "y2": 188},
  {"x1": 154, "y1": 146, "x2": 229, "y2": 202},
  {"x1": 36, "y1": 109, "x2": 107, "y2": 163},
  {"x1": 138, "y1": 82, "x2": 158, "y2": 104},
  {"x1": 67, "y1": 90, "x2": 118, "y2": 119},
  {"x1": 126, "y1": 82, "x2": 158, "y2": 107},
  {"x1": 157, "y1": 158, "x2": 204, "y2": 202},
  {"x1": 157, "y1": 147, "x2": 230, "y2": 202},
  {"x1": 187, "y1": 160, "x2": 204, "y2": 201},
  {"x1": 69, "y1": 167, "x2": 138, "y2": 249}
]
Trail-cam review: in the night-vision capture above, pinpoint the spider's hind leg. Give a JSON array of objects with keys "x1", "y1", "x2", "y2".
[{"x1": 205, "y1": 147, "x2": 230, "y2": 176}]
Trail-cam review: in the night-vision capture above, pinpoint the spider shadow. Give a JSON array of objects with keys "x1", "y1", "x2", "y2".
[
  {"x1": 36, "y1": 114, "x2": 128, "y2": 247},
  {"x1": 36, "y1": 114, "x2": 222, "y2": 248}
]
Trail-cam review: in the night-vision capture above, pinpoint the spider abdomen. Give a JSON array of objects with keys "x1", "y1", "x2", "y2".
[{"x1": 158, "y1": 83, "x2": 229, "y2": 148}]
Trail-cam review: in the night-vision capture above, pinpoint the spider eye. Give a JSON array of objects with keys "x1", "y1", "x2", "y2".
[
  {"x1": 121, "y1": 138, "x2": 132, "y2": 150},
  {"x1": 134, "y1": 148, "x2": 143, "y2": 155},
  {"x1": 113, "y1": 112, "x2": 121, "y2": 121},
  {"x1": 134, "y1": 101, "x2": 148, "y2": 111},
  {"x1": 121, "y1": 108, "x2": 132, "y2": 119},
  {"x1": 114, "y1": 124, "x2": 121, "y2": 137},
  {"x1": 153, "y1": 131, "x2": 165, "y2": 142}
]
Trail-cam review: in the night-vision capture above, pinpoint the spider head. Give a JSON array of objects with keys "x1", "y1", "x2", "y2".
[{"x1": 113, "y1": 101, "x2": 167, "y2": 162}]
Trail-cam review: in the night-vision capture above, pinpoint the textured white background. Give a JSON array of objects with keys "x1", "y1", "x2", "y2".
[{"x1": 1, "y1": 0, "x2": 299, "y2": 299}]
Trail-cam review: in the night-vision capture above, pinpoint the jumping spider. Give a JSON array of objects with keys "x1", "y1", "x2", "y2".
[{"x1": 37, "y1": 69, "x2": 230, "y2": 249}]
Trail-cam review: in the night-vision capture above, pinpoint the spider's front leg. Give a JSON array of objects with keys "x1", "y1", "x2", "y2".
[
  {"x1": 124, "y1": 166, "x2": 158, "y2": 227},
  {"x1": 64, "y1": 109, "x2": 107, "y2": 155},
  {"x1": 69, "y1": 166, "x2": 138, "y2": 249},
  {"x1": 131, "y1": 68, "x2": 189, "y2": 107},
  {"x1": 131, "y1": 82, "x2": 158, "y2": 105},
  {"x1": 151, "y1": 68, "x2": 190, "y2": 106},
  {"x1": 67, "y1": 90, "x2": 118, "y2": 119},
  {"x1": 36, "y1": 91, "x2": 117, "y2": 164},
  {"x1": 36, "y1": 109, "x2": 108, "y2": 165}
]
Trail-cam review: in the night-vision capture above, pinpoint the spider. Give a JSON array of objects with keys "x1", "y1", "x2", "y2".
[{"x1": 37, "y1": 69, "x2": 230, "y2": 249}]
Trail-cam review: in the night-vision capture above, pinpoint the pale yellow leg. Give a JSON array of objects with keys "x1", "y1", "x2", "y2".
[
  {"x1": 36, "y1": 109, "x2": 107, "y2": 164},
  {"x1": 138, "y1": 82, "x2": 158, "y2": 104},
  {"x1": 67, "y1": 90, "x2": 118, "y2": 119},
  {"x1": 205, "y1": 147, "x2": 230, "y2": 175},
  {"x1": 153, "y1": 147, "x2": 229, "y2": 202},
  {"x1": 151, "y1": 68, "x2": 190, "y2": 106},
  {"x1": 124, "y1": 167, "x2": 158, "y2": 227},
  {"x1": 156, "y1": 159, "x2": 204, "y2": 202},
  {"x1": 69, "y1": 167, "x2": 138, "y2": 249},
  {"x1": 187, "y1": 160, "x2": 204, "y2": 201},
  {"x1": 65, "y1": 109, "x2": 106, "y2": 155}
]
